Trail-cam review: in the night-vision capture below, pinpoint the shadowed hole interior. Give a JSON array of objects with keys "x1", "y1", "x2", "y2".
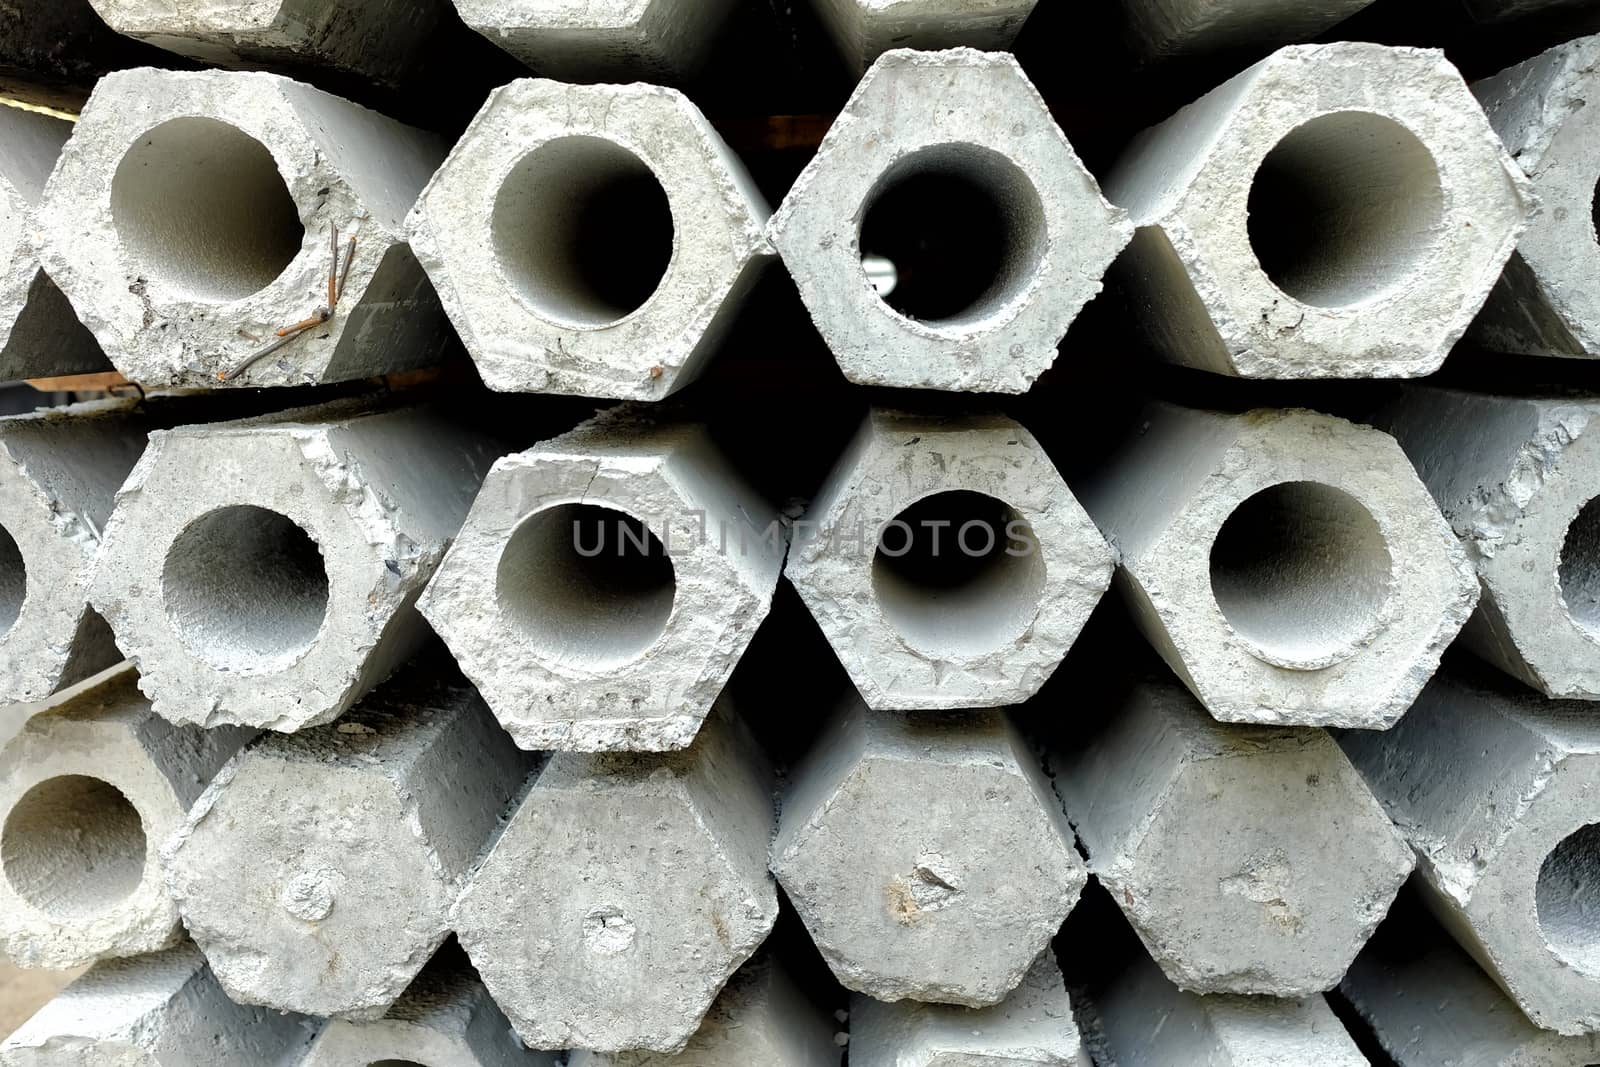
[
  {"x1": 0, "y1": 524, "x2": 25, "y2": 637},
  {"x1": 497, "y1": 503, "x2": 675, "y2": 670},
  {"x1": 872, "y1": 490, "x2": 1046, "y2": 657},
  {"x1": 1248, "y1": 111, "x2": 1444, "y2": 308},
  {"x1": 368, "y1": 1062, "x2": 427, "y2": 1067},
  {"x1": 858, "y1": 143, "x2": 1046, "y2": 327},
  {"x1": 110, "y1": 117, "x2": 302, "y2": 303},
  {"x1": 493, "y1": 136, "x2": 674, "y2": 328},
  {"x1": 1537, "y1": 823, "x2": 1600, "y2": 976},
  {"x1": 2, "y1": 775, "x2": 145, "y2": 919},
  {"x1": 162, "y1": 505, "x2": 329, "y2": 671},
  {"x1": 1561, "y1": 497, "x2": 1600, "y2": 638},
  {"x1": 1210, "y1": 482, "x2": 1392, "y2": 666}
]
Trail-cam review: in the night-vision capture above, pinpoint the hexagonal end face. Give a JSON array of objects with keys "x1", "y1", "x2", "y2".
[
  {"x1": 1117, "y1": 734, "x2": 1412, "y2": 996},
  {"x1": 769, "y1": 49, "x2": 1131, "y2": 393},
  {"x1": 454, "y1": 0, "x2": 653, "y2": 31},
  {"x1": 789, "y1": 412, "x2": 1113, "y2": 710},
  {"x1": 410, "y1": 78, "x2": 768, "y2": 400}
]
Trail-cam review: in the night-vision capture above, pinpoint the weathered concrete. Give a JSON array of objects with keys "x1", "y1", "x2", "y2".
[
  {"x1": 769, "y1": 49, "x2": 1132, "y2": 393},
  {"x1": 1052, "y1": 674, "x2": 1413, "y2": 996},
  {"x1": 88, "y1": 400, "x2": 500, "y2": 731},
  {"x1": 300, "y1": 946, "x2": 555, "y2": 1066},
  {"x1": 421, "y1": 407, "x2": 785, "y2": 751},
  {"x1": 161, "y1": 667, "x2": 533, "y2": 1019},
  {"x1": 1076, "y1": 403, "x2": 1478, "y2": 728},
  {"x1": 1471, "y1": 36, "x2": 1600, "y2": 359},
  {"x1": 409, "y1": 79, "x2": 770, "y2": 400},
  {"x1": 1103, "y1": 43, "x2": 1531, "y2": 378},
  {"x1": 0, "y1": 401, "x2": 147, "y2": 705},
  {"x1": 1122, "y1": 0, "x2": 1377, "y2": 57},
  {"x1": 87, "y1": 0, "x2": 448, "y2": 87},
  {"x1": 1340, "y1": 658, "x2": 1600, "y2": 1035},
  {"x1": 1342, "y1": 894, "x2": 1600, "y2": 1066},
  {"x1": 36, "y1": 68, "x2": 452, "y2": 388},
  {"x1": 772, "y1": 698, "x2": 1084, "y2": 1007},
  {"x1": 848, "y1": 953, "x2": 1088, "y2": 1066},
  {"x1": 450, "y1": 0, "x2": 739, "y2": 80},
  {"x1": 0, "y1": 665, "x2": 251, "y2": 970},
  {"x1": 788, "y1": 409, "x2": 1113, "y2": 710},
  {"x1": 0, "y1": 107, "x2": 108, "y2": 381},
  {"x1": 811, "y1": 0, "x2": 1039, "y2": 72},
  {"x1": 451, "y1": 698, "x2": 778, "y2": 1053},
  {"x1": 0, "y1": 942, "x2": 316, "y2": 1066},
  {"x1": 568, "y1": 950, "x2": 839, "y2": 1067},
  {"x1": 1371, "y1": 388, "x2": 1600, "y2": 699}
]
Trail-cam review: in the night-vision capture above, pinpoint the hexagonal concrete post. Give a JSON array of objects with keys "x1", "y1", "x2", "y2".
[
  {"x1": 567, "y1": 949, "x2": 840, "y2": 1067},
  {"x1": 161, "y1": 667, "x2": 534, "y2": 1019},
  {"x1": 409, "y1": 80, "x2": 771, "y2": 400},
  {"x1": 1471, "y1": 36, "x2": 1600, "y2": 359},
  {"x1": 809, "y1": 0, "x2": 1039, "y2": 73},
  {"x1": 36, "y1": 68, "x2": 453, "y2": 388},
  {"x1": 772, "y1": 698, "x2": 1084, "y2": 1007},
  {"x1": 0, "y1": 400, "x2": 148, "y2": 704},
  {"x1": 1340, "y1": 658, "x2": 1600, "y2": 1035},
  {"x1": 1103, "y1": 43, "x2": 1531, "y2": 378},
  {"x1": 1372, "y1": 387, "x2": 1600, "y2": 699},
  {"x1": 88, "y1": 400, "x2": 501, "y2": 731},
  {"x1": 1121, "y1": 0, "x2": 1377, "y2": 57},
  {"x1": 0, "y1": 943, "x2": 317, "y2": 1066},
  {"x1": 0, "y1": 106, "x2": 108, "y2": 381},
  {"x1": 788, "y1": 409, "x2": 1113, "y2": 710},
  {"x1": 451, "y1": 698, "x2": 779, "y2": 1053},
  {"x1": 849, "y1": 954, "x2": 1088, "y2": 1067},
  {"x1": 449, "y1": 0, "x2": 740, "y2": 81},
  {"x1": 1076, "y1": 403, "x2": 1478, "y2": 728},
  {"x1": 87, "y1": 0, "x2": 448, "y2": 87},
  {"x1": 0, "y1": 665, "x2": 252, "y2": 969},
  {"x1": 420, "y1": 406, "x2": 785, "y2": 751},
  {"x1": 769, "y1": 49, "x2": 1131, "y2": 393},
  {"x1": 1051, "y1": 674, "x2": 1413, "y2": 996}
]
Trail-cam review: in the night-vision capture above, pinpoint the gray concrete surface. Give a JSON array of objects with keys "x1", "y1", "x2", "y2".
[
  {"x1": 450, "y1": 0, "x2": 740, "y2": 80},
  {"x1": 1122, "y1": 0, "x2": 1377, "y2": 57},
  {"x1": 809, "y1": 0, "x2": 1039, "y2": 72}
]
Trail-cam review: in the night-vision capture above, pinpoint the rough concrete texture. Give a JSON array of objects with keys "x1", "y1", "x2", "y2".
[
  {"x1": 451, "y1": 699, "x2": 778, "y2": 1053},
  {"x1": 0, "y1": 401, "x2": 147, "y2": 705},
  {"x1": 1471, "y1": 36, "x2": 1600, "y2": 359},
  {"x1": 1053, "y1": 674, "x2": 1413, "y2": 996},
  {"x1": 772, "y1": 699, "x2": 1085, "y2": 1007},
  {"x1": 0, "y1": 942, "x2": 316, "y2": 1066},
  {"x1": 788, "y1": 409, "x2": 1113, "y2": 710},
  {"x1": 567, "y1": 950, "x2": 839, "y2": 1067},
  {"x1": 419, "y1": 406, "x2": 785, "y2": 752},
  {"x1": 301, "y1": 947, "x2": 555, "y2": 1066},
  {"x1": 87, "y1": 0, "x2": 448, "y2": 87},
  {"x1": 769, "y1": 48, "x2": 1132, "y2": 393},
  {"x1": 810, "y1": 0, "x2": 1038, "y2": 72},
  {"x1": 36, "y1": 68, "x2": 452, "y2": 388},
  {"x1": 161, "y1": 668, "x2": 533, "y2": 1019},
  {"x1": 409, "y1": 79, "x2": 771, "y2": 400},
  {"x1": 1103, "y1": 43, "x2": 1531, "y2": 378},
  {"x1": 0, "y1": 665, "x2": 251, "y2": 970},
  {"x1": 1122, "y1": 0, "x2": 1376, "y2": 57},
  {"x1": 1340, "y1": 659, "x2": 1600, "y2": 1035},
  {"x1": 0, "y1": 107, "x2": 108, "y2": 381},
  {"x1": 1372, "y1": 387, "x2": 1600, "y2": 699},
  {"x1": 1076, "y1": 403, "x2": 1478, "y2": 728},
  {"x1": 848, "y1": 953, "x2": 1089, "y2": 1066},
  {"x1": 1342, "y1": 896, "x2": 1600, "y2": 1066},
  {"x1": 88, "y1": 400, "x2": 500, "y2": 732},
  {"x1": 450, "y1": 0, "x2": 740, "y2": 80}
]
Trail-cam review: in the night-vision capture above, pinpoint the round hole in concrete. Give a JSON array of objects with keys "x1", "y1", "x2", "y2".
[
  {"x1": 858, "y1": 143, "x2": 1047, "y2": 328},
  {"x1": 496, "y1": 503, "x2": 675, "y2": 670},
  {"x1": 162, "y1": 505, "x2": 329, "y2": 672},
  {"x1": 2, "y1": 775, "x2": 145, "y2": 919},
  {"x1": 871, "y1": 490, "x2": 1046, "y2": 658},
  {"x1": 0, "y1": 523, "x2": 26, "y2": 638},
  {"x1": 1210, "y1": 482, "x2": 1393, "y2": 668},
  {"x1": 492, "y1": 136, "x2": 674, "y2": 328},
  {"x1": 1561, "y1": 497, "x2": 1600, "y2": 639},
  {"x1": 110, "y1": 117, "x2": 302, "y2": 303},
  {"x1": 1537, "y1": 823, "x2": 1600, "y2": 975},
  {"x1": 1248, "y1": 111, "x2": 1444, "y2": 308}
]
